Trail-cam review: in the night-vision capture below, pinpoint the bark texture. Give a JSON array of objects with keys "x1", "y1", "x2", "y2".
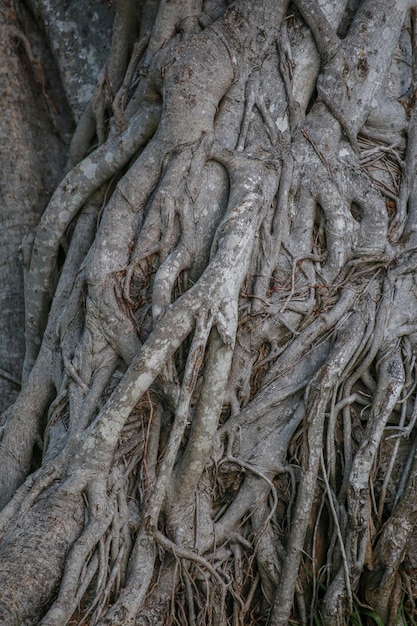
[
  {"x1": 0, "y1": 0, "x2": 70, "y2": 411},
  {"x1": 1, "y1": 0, "x2": 417, "y2": 624}
]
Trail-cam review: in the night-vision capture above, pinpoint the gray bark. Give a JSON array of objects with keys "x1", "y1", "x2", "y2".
[
  {"x1": 1, "y1": 0, "x2": 417, "y2": 624},
  {"x1": 0, "y1": 0, "x2": 70, "y2": 411}
]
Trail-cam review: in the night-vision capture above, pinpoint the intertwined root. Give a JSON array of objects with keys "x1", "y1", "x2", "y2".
[{"x1": 1, "y1": 1, "x2": 417, "y2": 625}]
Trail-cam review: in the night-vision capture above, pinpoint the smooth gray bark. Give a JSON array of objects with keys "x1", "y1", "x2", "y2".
[{"x1": 0, "y1": 1, "x2": 70, "y2": 411}]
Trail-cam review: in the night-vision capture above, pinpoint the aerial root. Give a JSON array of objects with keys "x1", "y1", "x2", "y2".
[
  {"x1": 0, "y1": 462, "x2": 60, "y2": 540},
  {"x1": 268, "y1": 307, "x2": 368, "y2": 626},
  {"x1": 91, "y1": 0, "x2": 138, "y2": 144},
  {"x1": 92, "y1": 312, "x2": 212, "y2": 624},
  {"x1": 95, "y1": 532, "x2": 156, "y2": 626},
  {"x1": 250, "y1": 502, "x2": 281, "y2": 605},
  {"x1": 24, "y1": 101, "x2": 161, "y2": 378},
  {"x1": 320, "y1": 451, "x2": 353, "y2": 610},
  {"x1": 389, "y1": 8, "x2": 417, "y2": 240},
  {"x1": 365, "y1": 435, "x2": 417, "y2": 619},
  {"x1": 154, "y1": 530, "x2": 229, "y2": 591},
  {"x1": 77, "y1": 461, "x2": 141, "y2": 625},
  {"x1": 124, "y1": 136, "x2": 209, "y2": 311},
  {"x1": 4, "y1": 2, "x2": 417, "y2": 625},
  {"x1": 40, "y1": 481, "x2": 113, "y2": 626},
  {"x1": 152, "y1": 243, "x2": 193, "y2": 321},
  {"x1": 112, "y1": 35, "x2": 149, "y2": 126},
  {"x1": 322, "y1": 342, "x2": 405, "y2": 624},
  {"x1": 69, "y1": 0, "x2": 150, "y2": 167}
]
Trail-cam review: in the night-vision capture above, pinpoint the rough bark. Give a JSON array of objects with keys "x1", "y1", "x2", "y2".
[{"x1": 1, "y1": 0, "x2": 417, "y2": 624}]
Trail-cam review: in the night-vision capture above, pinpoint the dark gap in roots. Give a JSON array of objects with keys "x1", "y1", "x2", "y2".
[
  {"x1": 301, "y1": 489, "x2": 331, "y2": 605},
  {"x1": 274, "y1": 473, "x2": 294, "y2": 529},
  {"x1": 57, "y1": 243, "x2": 67, "y2": 273},
  {"x1": 305, "y1": 87, "x2": 318, "y2": 116},
  {"x1": 128, "y1": 254, "x2": 157, "y2": 337},
  {"x1": 219, "y1": 403, "x2": 231, "y2": 426},
  {"x1": 213, "y1": 459, "x2": 246, "y2": 519},
  {"x1": 350, "y1": 201, "x2": 362, "y2": 222},
  {"x1": 337, "y1": 1, "x2": 359, "y2": 39},
  {"x1": 397, "y1": 197, "x2": 414, "y2": 244},
  {"x1": 313, "y1": 203, "x2": 326, "y2": 256},
  {"x1": 268, "y1": 249, "x2": 294, "y2": 296},
  {"x1": 323, "y1": 403, "x2": 346, "y2": 486},
  {"x1": 157, "y1": 407, "x2": 175, "y2": 466},
  {"x1": 30, "y1": 439, "x2": 43, "y2": 473},
  {"x1": 249, "y1": 342, "x2": 272, "y2": 400},
  {"x1": 172, "y1": 268, "x2": 193, "y2": 303},
  {"x1": 173, "y1": 332, "x2": 192, "y2": 385}
]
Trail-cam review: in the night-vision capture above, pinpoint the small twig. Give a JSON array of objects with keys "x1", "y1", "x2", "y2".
[
  {"x1": 360, "y1": 141, "x2": 402, "y2": 163},
  {"x1": 223, "y1": 455, "x2": 279, "y2": 528},
  {"x1": 154, "y1": 530, "x2": 229, "y2": 589},
  {"x1": 280, "y1": 253, "x2": 325, "y2": 313},
  {"x1": 301, "y1": 128, "x2": 331, "y2": 173},
  {"x1": 243, "y1": 571, "x2": 260, "y2": 613}
]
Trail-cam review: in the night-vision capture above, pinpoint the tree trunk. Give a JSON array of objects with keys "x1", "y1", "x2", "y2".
[
  {"x1": 1, "y1": 0, "x2": 417, "y2": 624},
  {"x1": 0, "y1": 0, "x2": 71, "y2": 411}
]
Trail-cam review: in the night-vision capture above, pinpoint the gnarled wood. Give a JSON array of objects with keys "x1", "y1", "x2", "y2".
[{"x1": 1, "y1": 1, "x2": 417, "y2": 624}]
